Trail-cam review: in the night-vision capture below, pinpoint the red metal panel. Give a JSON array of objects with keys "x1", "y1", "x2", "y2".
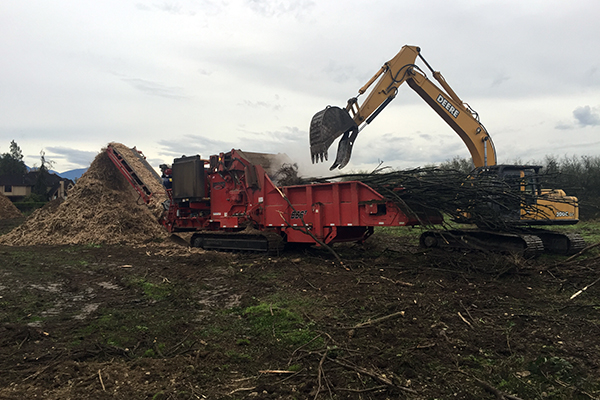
[
  {"x1": 272, "y1": 181, "x2": 419, "y2": 243},
  {"x1": 332, "y1": 184, "x2": 340, "y2": 226},
  {"x1": 106, "y1": 146, "x2": 153, "y2": 204},
  {"x1": 351, "y1": 182, "x2": 359, "y2": 226}
]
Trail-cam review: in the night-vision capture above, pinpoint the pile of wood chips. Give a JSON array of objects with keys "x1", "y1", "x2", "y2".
[
  {"x1": 0, "y1": 193, "x2": 22, "y2": 219},
  {"x1": 0, "y1": 143, "x2": 169, "y2": 246}
]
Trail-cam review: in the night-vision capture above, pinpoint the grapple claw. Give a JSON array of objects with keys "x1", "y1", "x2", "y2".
[
  {"x1": 330, "y1": 134, "x2": 352, "y2": 170},
  {"x1": 310, "y1": 106, "x2": 358, "y2": 169}
]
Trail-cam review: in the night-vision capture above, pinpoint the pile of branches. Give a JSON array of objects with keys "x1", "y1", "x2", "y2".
[
  {"x1": 271, "y1": 163, "x2": 304, "y2": 187},
  {"x1": 304, "y1": 167, "x2": 572, "y2": 231}
]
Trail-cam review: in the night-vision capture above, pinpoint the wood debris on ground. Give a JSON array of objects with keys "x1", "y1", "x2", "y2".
[{"x1": 0, "y1": 192, "x2": 22, "y2": 219}]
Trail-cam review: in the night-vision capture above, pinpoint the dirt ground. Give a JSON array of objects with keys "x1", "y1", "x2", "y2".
[{"x1": 1, "y1": 217, "x2": 599, "y2": 400}]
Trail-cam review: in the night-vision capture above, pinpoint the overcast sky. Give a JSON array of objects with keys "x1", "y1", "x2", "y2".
[{"x1": 1, "y1": 0, "x2": 599, "y2": 176}]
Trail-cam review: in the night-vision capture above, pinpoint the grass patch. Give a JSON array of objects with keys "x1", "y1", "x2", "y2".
[
  {"x1": 129, "y1": 278, "x2": 172, "y2": 300},
  {"x1": 1, "y1": 289, "x2": 57, "y2": 324},
  {"x1": 225, "y1": 350, "x2": 252, "y2": 362},
  {"x1": 74, "y1": 305, "x2": 193, "y2": 354},
  {"x1": 76, "y1": 310, "x2": 136, "y2": 348},
  {"x1": 241, "y1": 296, "x2": 322, "y2": 348},
  {"x1": 375, "y1": 226, "x2": 422, "y2": 244}
]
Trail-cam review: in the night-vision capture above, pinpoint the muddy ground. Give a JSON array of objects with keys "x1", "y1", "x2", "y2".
[{"x1": 1, "y1": 217, "x2": 599, "y2": 400}]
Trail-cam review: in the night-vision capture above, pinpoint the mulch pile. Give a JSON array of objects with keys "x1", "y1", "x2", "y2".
[
  {"x1": 0, "y1": 143, "x2": 169, "y2": 246},
  {"x1": 0, "y1": 193, "x2": 22, "y2": 219}
]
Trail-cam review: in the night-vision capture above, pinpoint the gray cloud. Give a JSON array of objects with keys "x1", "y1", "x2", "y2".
[
  {"x1": 45, "y1": 147, "x2": 98, "y2": 169},
  {"x1": 154, "y1": 2, "x2": 186, "y2": 14},
  {"x1": 153, "y1": 128, "x2": 309, "y2": 167},
  {"x1": 135, "y1": 3, "x2": 151, "y2": 11},
  {"x1": 136, "y1": 1, "x2": 221, "y2": 16},
  {"x1": 120, "y1": 77, "x2": 190, "y2": 100},
  {"x1": 585, "y1": 66, "x2": 599, "y2": 83},
  {"x1": 556, "y1": 105, "x2": 600, "y2": 130},
  {"x1": 323, "y1": 61, "x2": 359, "y2": 85},
  {"x1": 555, "y1": 122, "x2": 573, "y2": 130},
  {"x1": 417, "y1": 132, "x2": 433, "y2": 141},
  {"x1": 491, "y1": 73, "x2": 510, "y2": 87},
  {"x1": 239, "y1": 99, "x2": 281, "y2": 111},
  {"x1": 242, "y1": 126, "x2": 304, "y2": 144},
  {"x1": 157, "y1": 134, "x2": 231, "y2": 159},
  {"x1": 246, "y1": 0, "x2": 315, "y2": 18},
  {"x1": 573, "y1": 106, "x2": 600, "y2": 127},
  {"x1": 347, "y1": 132, "x2": 467, "y2": 167}
]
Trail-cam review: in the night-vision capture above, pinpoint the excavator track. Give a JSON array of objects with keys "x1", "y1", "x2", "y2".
[
  {"x1": 191, "y1": 230, "x2": 285, "y2": 255},
  {"x1": 527, "y1": 230, "x2": 586, "y2": 255},
  {"x1": 420, "y1": 229, "x2": 586, "y2": 257},
  {"x1": 420, "y1": 229, "x2": 545, "y2": 258}
]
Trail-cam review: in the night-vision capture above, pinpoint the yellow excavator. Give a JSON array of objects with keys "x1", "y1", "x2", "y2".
[{"x1": 310, "y1": 45, "x2": 584, "y2": 255}]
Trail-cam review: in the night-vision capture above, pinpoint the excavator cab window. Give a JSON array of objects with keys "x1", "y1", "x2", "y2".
[
  {"x1": 522, "y1": 168, "x2": 540, "y2": 196},
  {"x1": 494, "y1": 166, "x2": 540, "y2": 193},
  {"x1": 498, "y1": 169, "x2": 521, "y2": 191},
  {"x1": 472, "y1": 165, "x2": 542, "y2": 220},
  {"x1": 495, "y1": 166, "x2": 542, "y2": 210}
]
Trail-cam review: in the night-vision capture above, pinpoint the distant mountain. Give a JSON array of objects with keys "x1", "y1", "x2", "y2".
[
  {"x1": 22, "y1": 165, "x2": 87, "y2": 180},
  {"x1": 57, "y1": 168, "x2": 88, "y2": 180}
]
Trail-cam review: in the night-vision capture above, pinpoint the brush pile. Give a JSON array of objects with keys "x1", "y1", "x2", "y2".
[
  {"x1": 0, "y1": 193, "x2": 22, "y2": 219},
  {"x1": 271, "y1": 163, "x2": 303, "y2": 187},
  {"x1": 0, "y1": 144, "x2": 168, "y2": 246},
  {"x1": 307, "y1": 167, "x2": 568, "y2": 230}
]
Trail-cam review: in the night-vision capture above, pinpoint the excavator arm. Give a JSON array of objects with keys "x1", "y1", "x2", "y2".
[{"x1": 310, "y1": 45, "x2": 497, "y2": 170}]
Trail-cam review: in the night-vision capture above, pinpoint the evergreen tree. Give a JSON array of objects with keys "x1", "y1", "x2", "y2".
[
  {"x1": 0, "y1": 140, "x2": 27, "y2": 175},
  {"x1": 9, "y1": 140, "x2": 24, "y2": 162}
]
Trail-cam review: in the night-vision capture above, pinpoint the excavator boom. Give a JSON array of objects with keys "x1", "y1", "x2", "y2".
[{"x1": 310, "y1": 45, "x2": 497, "y2": 169}]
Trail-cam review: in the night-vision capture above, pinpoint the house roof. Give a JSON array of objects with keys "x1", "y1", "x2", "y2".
[
  {"x1": 0, "y1": 173, "x2": 34, "y2": 186},
  {"x1": 0, "y1": 171, "x2": 70, "y2": 187}
]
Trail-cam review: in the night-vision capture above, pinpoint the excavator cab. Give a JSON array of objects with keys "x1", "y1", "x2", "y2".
[
  {"x1": 470, "y1": 165, "x2": 539, "y2": 223},
  {"x1": 473, "y1": 165, "x2": 578, "y2": 225}
]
